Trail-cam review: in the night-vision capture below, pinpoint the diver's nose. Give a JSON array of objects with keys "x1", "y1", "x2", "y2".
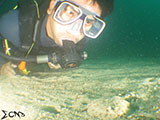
[{"x1": 68, "y1": 19, "x2": 83, "y2": 35}]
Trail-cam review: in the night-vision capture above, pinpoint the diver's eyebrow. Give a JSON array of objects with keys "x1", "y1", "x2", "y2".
[
  {"x1": 67, "y1": 0, "x2": 100, "y2": 16},
  {"x1": 79, "y1": 5, "x2": 99, "y2": 16},
  {"x1": 86, "y1": 18, "x2": 95, "y2": 23}
]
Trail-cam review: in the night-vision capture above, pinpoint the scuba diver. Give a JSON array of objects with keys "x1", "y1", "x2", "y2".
[{"x1": 0, "y1": 0, "x2": 114, "y2": 76}]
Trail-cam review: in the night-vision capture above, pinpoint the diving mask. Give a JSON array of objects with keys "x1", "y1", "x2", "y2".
[{"x1": 53, "y1": 0, "x2": 106, "y2": 39}]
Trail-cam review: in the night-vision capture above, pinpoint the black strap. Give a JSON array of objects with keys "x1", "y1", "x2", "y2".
[{"x1": 18, "y1": 0, "x2": 50, "y2": 49}]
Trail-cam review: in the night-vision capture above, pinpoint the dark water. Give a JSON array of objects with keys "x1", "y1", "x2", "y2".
[
  {"x1": 86, "y1": 0, "x2": 160, "y2": 58},
  {"x1": 0, "y1": 0, "x2": 17, "y2": 15}
]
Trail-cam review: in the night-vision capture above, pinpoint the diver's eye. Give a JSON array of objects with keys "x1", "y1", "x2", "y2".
[
  {"x1": 84, "y1": 15, "x2": 95, "y2": 31},
  {"x1": 85, "y1": 18, "x2": 95, "y2": 26},
  {"x1": 59, "y1": 4, "x2": 80, "y2": 22}
]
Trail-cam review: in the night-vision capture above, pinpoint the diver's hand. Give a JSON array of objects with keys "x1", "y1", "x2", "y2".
[
  {"x1": 48, "y1": 62, "x2": 61, "y2": 69},
  {"x1": 0, "y1": 62, "x2": 17, "y2": 76}
]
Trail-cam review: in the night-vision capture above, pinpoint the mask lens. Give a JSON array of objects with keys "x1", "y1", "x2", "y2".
[
  {"x1": 83, "y1": 16, "x2": 106, "y2": 38},
  {"x1": 54, "y1": 2, "x2": 82, "y2": 24}
]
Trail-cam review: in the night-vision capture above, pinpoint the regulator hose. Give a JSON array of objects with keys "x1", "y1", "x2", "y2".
[{"x1": 0, "y1": 51, "x2": 36, "y2": 62}]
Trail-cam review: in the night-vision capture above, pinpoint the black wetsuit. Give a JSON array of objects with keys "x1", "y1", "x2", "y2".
[{"x1": 0, "y1": 0, "x2": 86, "y2": 70}]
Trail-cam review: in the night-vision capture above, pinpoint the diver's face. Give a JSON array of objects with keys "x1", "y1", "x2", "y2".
[{"x1": 46, "y1": 0, "x2": 102, "y2": 46}]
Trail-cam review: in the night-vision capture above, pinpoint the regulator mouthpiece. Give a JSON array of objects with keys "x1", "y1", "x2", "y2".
[{"x1": 59, "y1": 40, "x2": 82, "y2": 68}]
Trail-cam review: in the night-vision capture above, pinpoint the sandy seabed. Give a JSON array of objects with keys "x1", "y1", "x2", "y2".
[{"x1": 0, "y1": 57, "x2": 160, "y2": 120}]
